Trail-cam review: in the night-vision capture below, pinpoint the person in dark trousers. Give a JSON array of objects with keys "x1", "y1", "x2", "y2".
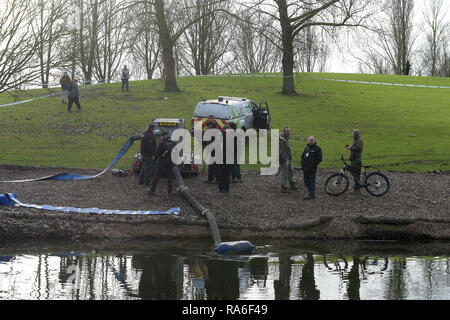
[
  {"x1": 346, "y1": 129, "x2": 364, "y2": 193},
  {"x1": 228, "y1": 122, "x2": 242, "y2": 183},
  {"x1": 148, "y1": 132, "x2": 176, "y2": 195},
  {"x1": 301, "y1": 136, "x2": 322, "y2": 200},
  {"x1": 121, "y1": 65, "x2": 130, "y2": 92},
  {"x1": 67, "y1": 79, "x2": 82, "y2": 112},
  {"x1": 204, "y1": 121, "x2": 218, "y2": 184},
  {"x1": 59, "y1": 72, "x2": 71, "y2": 104},
  {"x1": 138, "y1": 124, "x2": 157, "y2": 186},
  {"x1": 216, "y1": 125, "x2": 231, "y2": 193},
  {"x1": 404, "y1": 60, "x2": 411, "y2": 76}
]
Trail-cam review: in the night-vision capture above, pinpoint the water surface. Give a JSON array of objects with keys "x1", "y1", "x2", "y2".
[{"x1": 1, "y1": 240, "x2": 449, "y2": 300}]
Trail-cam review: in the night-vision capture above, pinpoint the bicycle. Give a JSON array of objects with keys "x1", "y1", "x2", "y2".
[{"x1": 324, "y1": 155, "x2": 390, "y2": 197}]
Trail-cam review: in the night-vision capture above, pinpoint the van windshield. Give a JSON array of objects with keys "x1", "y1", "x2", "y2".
[{"x1": 193, "y1": 103, "x2": 231, "y2": 120}]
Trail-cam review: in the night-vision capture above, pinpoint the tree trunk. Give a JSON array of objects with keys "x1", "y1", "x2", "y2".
[
  {"x1": 278, "y1": 0, "x2": 296, "y2": 95},
  {"x1": 155, "y1": 0, "x2": 179, "y2": 92}
]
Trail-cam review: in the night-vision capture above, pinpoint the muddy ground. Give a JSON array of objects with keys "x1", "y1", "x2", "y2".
[{"x1": 0, "y1": 165, "x2": 449, "y2": 241}]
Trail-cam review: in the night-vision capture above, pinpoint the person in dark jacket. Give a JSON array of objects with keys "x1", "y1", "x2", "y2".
[
  {"x1": 204, "y1": 121, "x2": 218, "y2": 184},
  {"x1": 346, "y1": 129, "x2": 364, "y2": 193},
  {"x1": 67, "y1": 79, "x2": 82, "y2": 112},
  {"x1": 148, "y1": 132, "x2": 176, "y2": 195},
  {"x1": 59, "y1": 72, "x2": 71, "y2": 104},
  {"x1": 228, "y1": 122, "x2": 242, "y2": 183},
  {"x1": 138, "y1": 124, "x2": 157, "y2": 186},
  {"x1": 216, "y1": 125, "x2": 231, "y2": 193},
  {"x1": 301, "y1": 136, "x2": 322, "y2": 200}
]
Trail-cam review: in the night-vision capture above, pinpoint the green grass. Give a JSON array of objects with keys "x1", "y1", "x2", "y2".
[{"x1": 0, "y1": 73, "x2": 449, "y2": 172}]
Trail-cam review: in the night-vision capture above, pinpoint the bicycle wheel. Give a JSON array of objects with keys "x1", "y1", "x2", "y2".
[
  {"x1": 365, "y1": 172, "x2": 390, "y2": 197},
  {"x1": 324, "y1": 173, "x2": 349, "y2": 196}
]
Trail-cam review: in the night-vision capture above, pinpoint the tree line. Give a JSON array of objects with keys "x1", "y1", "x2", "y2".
[{"x1": 0, "y1": 0, "x2": 448, "y2": 95}]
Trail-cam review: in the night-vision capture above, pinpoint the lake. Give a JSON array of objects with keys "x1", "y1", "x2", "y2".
[{"x1": 0, "y1": 239, "x2": 449, "y2": 300}]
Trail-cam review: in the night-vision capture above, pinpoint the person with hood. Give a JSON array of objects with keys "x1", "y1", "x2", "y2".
[
  {"x1": 279, "y1": 127, "x2": 297, "y2": 193},
  {"x1": 148, "y1": 131, "x2": 176, "y2": 195},
  {"x1": 67, "y1": 79, "x2": 82, "y2": 112},
  {"x1": 59, "y1": 72, "x2": 71, "y2": 104},
  {"x1": 301, "y1": 136, "x2": 322, "y2": 200},
  {"x1": 138, "y1": 124, "x2": 157, "y2": 186},
  {"x1": 346, "y1": 129, "x2": 364, "y2": 193}
]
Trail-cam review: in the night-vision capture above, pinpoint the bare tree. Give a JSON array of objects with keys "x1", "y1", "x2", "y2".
[
  {"x1": 32, "y1": 0, "x2": 68, "y2": 88},
  {"x1": 129, "y1": 0, "x2": 161, "y2": 80},
  {"x1": 70, "y1": 0, "x2": 103, "y2": 84},
  {"x1": 93, "y1": 0, "x2": 129, "y2": 83},
  {"x1": 353, "y1": 0, "x2": 417, "y2": 75},
  {"x1": 154, "y1": 0, "x2": 227, "y2": 91},
  {"x1": 178, "y1": 0, "x2": 233, "y2": 75},
  {"x1": 0, "y1": 0, "x2": 40, "y2": 93},
  {"x1": 230, "y1": 13, "x2": 281, "y2": 74},
  {"x1": 420, "y1": 0, "x2": 449, "y2": 77},
  {"x1": 294, "y1": 25, "x2": 331, "y2": 73},
  {"x1": 241, "y1": 0, "x2": 376, "y2": 95}
]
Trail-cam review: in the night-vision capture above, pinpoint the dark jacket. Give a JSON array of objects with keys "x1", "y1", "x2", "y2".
[
  {"x1": 301, "y1": 143, "x2": 322, "y2": 173},
  {"x1": 68, "y1": 82, "x2": 79, "y2": 97},
  {"x1": 141, "y1": 131, "x2": 157, "y2": 158},
  {"x1": 60, "y1": 75, "x2": 71, "y2": 89},
  {"x1": 154, "y1": 137, "x2": 176, "y2": 166}
]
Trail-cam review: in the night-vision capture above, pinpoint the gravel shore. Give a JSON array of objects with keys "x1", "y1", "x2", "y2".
[{"x1": 1, "y1": 165, "x2": 449, "y2": 241}]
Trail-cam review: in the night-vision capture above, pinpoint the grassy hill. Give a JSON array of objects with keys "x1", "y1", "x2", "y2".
[{"x1": 0, "y1": 73, "x2": 449, "y2": 172}]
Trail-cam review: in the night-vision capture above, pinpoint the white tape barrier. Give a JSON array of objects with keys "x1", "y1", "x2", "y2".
[
  {"x1": 0, "y1": 81, "x2": 107, "y2": 108},
  {"x1": 309, "y1": 77, "x2": 450, "y2": 89}
]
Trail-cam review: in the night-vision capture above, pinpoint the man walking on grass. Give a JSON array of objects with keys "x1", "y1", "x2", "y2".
[
  {"x1": 301, "y1": 136, "x2": 322, "y2": 200},
  {"x1": 67, "y1": 79, "x2": 82, "y2": 112}
]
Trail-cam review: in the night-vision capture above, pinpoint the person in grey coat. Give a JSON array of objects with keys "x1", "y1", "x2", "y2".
[
  {"x1": 67, "y1": 79, "x2": 82, "y2": 112},
  {"x1": 121, "y1": 65, "x2": 130, "y2": 92}
]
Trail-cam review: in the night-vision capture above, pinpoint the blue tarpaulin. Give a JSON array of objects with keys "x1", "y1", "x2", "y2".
[
  {"x1": 0, "y1": 193, "x2": 180, "y2": 216},
  {"x1": 0, "y1": 137, "x2": 135, "y2": 183}
]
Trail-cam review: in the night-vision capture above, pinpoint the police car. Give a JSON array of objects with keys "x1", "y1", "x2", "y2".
[
  {"x1": 190, "y1": 96, "x2": 271, "y2": 133},
  {"x1": 132, "y1": 118, "x2": 201, "y2": 175}
]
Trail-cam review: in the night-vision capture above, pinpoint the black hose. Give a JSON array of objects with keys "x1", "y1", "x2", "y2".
[{"x1": 173, "y1": 166, "x2": 222, "y2": 245}]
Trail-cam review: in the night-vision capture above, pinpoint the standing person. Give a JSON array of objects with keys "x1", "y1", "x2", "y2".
[
  {"x1": 228, "y1": 122, "x2": 242, "y2": 183},
  {"x1": 216, "y1": 125, "x2": 231, "y2": 193},
  {"x1": 59, "y1": 72, "x2": 71, "y2": 104},
  {"x1": 138, "y1": 124, "x2": 157, "y2": 186},
  {"x1": 204, "y1": 121, "x2": 218, "y2": 184},
  {"x1": 67, "y1": 79, "x2": 82, "y2": 112},
  {"x1": 404, "y1": 60, "x2": 412, "y2": 76},
  {"x1": 121, "y1": 65, "x2": 130, "y2": 92},
  {"x1": 279, "y1": 127, "x2": 297, "y2": 193},
  {"x1": 148, "y1": 132, "x2": 176, "y2": 195},
  {"x1": 301, "y1": 136, "x2": 323, "y2": 200},
  {"x1": 346, "y1": 129, "x2": 364, "y2": 193}
]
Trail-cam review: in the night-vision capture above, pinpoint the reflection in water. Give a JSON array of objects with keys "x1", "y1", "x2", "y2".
[
  {"x1": 274, "y1": 254, "x2": 291, "y2": 300},
  {"x1": 132, "y1": 254, "x2": 184, "y2": 300},
  {"x1": 299, "y1": 253, "x2": 320, "y2": 300},
  {"x1": 1, "y1": 245, "x2": 450, "y2": 300}
]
